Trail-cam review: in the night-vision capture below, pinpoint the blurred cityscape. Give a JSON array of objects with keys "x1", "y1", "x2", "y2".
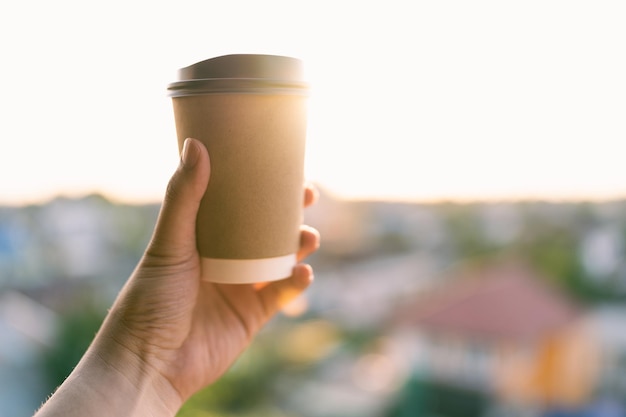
[{"x1": 2, "y1": 188, "x2": 626, "y2": 417}]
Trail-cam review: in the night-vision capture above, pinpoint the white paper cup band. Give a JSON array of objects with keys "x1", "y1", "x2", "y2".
[{"x1": 200, "y1": 253, "x2": 297, "y2": 284}]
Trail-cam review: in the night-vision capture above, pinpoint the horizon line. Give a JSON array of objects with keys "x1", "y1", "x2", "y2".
[{"x1": 2, "y1": 187, "x2": 626, "y2": 208}]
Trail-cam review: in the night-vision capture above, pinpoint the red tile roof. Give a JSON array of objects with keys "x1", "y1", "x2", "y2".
[{"x1": 393, "y1": 262, "x2": 582, "y2": 342}]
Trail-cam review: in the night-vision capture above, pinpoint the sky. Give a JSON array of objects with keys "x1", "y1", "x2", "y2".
[{"x1": 1, "y1": 0, "x2": 625, "y2": 205}]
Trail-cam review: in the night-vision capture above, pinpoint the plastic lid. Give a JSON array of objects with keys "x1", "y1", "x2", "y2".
[{"x1": 167, "y1": 54, "x2": 309, "y2": 97}]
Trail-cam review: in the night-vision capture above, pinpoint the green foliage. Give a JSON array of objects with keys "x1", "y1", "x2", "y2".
[
  {"x1": 378, "y1": 230, "x2": 414, "y2": 255},
  {"x1": 511, "y1": 213, "x2": 609, "y2": 303},
  {"x1": 386, "y1": 376, "x2": 489, "y2": 417},
  {"x1": 39, "y1": 304, "x2": 105, "y2": 391},
  {"x1": 176, "y1": 337, "x2": 285, "y2": 417},
  {"x1": 440, "y1": 203, "x2": 497, "y2": 260}
]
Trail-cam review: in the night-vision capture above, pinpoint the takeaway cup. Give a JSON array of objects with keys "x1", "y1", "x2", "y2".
[{"x1": 167, "y1": 54, "x2": 309, "y2": 283}]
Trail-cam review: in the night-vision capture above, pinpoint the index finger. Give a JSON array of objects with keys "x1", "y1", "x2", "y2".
[{"x1": 304, "y1": 183, "x2": 319, "y2": 208}]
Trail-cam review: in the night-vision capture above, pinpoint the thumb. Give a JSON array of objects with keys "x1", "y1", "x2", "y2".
[{"x1": 147, "y1": 138, "x2": 210, "y2": 258}]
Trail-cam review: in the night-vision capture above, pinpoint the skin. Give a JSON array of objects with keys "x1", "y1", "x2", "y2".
[{"x1": 34, "y1": 137, "x2": 320, "y2": 417}]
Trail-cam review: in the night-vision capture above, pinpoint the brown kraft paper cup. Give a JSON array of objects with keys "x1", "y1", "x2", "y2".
[{"x1": 167, "y1": 54, "x2": 309, "y2": 284}]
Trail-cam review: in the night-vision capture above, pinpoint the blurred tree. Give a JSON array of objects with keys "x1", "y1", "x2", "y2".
[
  {"x1": 176, "y1": 330, "x2": 289, "y2": 417},
  {"x1": 39, "y1": 303, "x2": 105, "y2": 392},
  {"x1": 513, "y1": 208, "x2": 607, "y2": 303},
  {"x1": 385, "y1": 376, "x2": 489, "y2": 417},
  {"x1": 440, "y1": 203, "x2": 498, "y2": 261}
]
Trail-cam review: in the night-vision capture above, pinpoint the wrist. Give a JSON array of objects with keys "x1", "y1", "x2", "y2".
[
  {"x1": 35, "y1": 325, "x2": 182, "y2": 417},
  {"x1": 88, "y1": 322, "x2": 184, "y2": 416}
]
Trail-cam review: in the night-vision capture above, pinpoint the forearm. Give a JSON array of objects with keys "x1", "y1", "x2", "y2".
[{"x1": 33, "y1": 327, "x2": 182, "y2": 417}]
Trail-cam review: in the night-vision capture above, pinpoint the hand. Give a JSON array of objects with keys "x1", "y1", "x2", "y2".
[{"x1": 34, "y1": 137, "x2": 320, "y2": 417}]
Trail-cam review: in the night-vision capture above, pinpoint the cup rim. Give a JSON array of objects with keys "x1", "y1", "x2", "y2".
[{"x1": 167, "y1": 77, "x2": 309, "y2": 97}]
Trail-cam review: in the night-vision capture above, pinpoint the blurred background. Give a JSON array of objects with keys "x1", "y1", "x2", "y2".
[{"x1": 1, "y1": 1, "x2": 626, "y2": 416}]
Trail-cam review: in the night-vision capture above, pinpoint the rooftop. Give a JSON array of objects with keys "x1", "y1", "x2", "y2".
[{"x1": 393, "y1": 261, "x2": 583, "y2": 342}]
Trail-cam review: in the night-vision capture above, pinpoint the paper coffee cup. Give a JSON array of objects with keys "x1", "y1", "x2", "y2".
[{"x1": 167, "y1": 54, "x2": 309, "y2": 284}]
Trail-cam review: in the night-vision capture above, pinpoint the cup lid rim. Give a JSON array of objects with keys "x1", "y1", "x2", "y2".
[
  {"x1": 168, "y1": 54, "x2": 308, "y2": 97},
  {"x1": 167, "y1": 77, "x2": 309, "y2": 97}
]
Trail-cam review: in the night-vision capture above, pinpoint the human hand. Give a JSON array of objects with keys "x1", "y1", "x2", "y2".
[{"x1": 34, "y1": 137, "x2": 319, "y2": 417}]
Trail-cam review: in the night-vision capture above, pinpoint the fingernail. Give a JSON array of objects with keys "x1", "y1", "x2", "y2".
[{"x1": 181, "y1": 138, "x2": 199, "y2": 169}]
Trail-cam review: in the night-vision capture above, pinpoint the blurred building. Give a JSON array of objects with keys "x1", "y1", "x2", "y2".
[
  {"x1": 587, "y1": 306, "x2": 626, "y2": 401},
  {"x1": 0, "y1": 291, "x2": 57, "y2": 416},
  {"x1": 390, "y1": 261, "x2": 599, "y2": 415}
]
